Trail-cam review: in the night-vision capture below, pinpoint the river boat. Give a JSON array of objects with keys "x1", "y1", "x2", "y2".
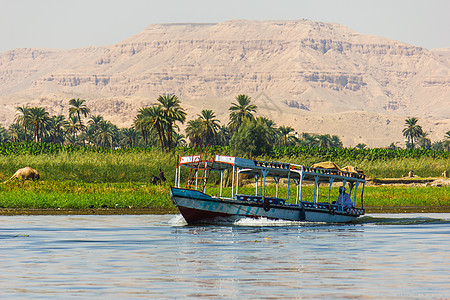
[{"x1": 171, "y1": 149, "x2": 365, "y2": 224}]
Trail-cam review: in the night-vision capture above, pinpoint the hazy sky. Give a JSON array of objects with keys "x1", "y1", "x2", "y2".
[{"x1": 1, "y1": 0, "x2": 449, "y2": 53}]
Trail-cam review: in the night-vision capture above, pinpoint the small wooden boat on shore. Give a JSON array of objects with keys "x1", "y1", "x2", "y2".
[{"x1": 171, "y1": 149, "x2": 365, "y2": 224}]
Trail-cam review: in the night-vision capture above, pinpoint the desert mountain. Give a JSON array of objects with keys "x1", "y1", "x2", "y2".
[{"x1": 0, "y1": 20, "x2": 448, "y2": 147}]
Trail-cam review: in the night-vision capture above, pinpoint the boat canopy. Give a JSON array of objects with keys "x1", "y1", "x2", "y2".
[{"x1": 178, "y1": 155, "x2": 365, "y2": 184}]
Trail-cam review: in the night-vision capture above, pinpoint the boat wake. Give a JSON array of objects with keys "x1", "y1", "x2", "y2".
[
  {"x1": 169, "y1": 214, "x2": 327, "y2": 227},
  {"x1": 233, "y1": 217, "x2": 325, "y2": 227},
  {"x1": 170, "y1": 213, "x2": 450, "y2": 227},
  {"x1": 169, "y1": 215, "x2": 188, "y2": 227}
]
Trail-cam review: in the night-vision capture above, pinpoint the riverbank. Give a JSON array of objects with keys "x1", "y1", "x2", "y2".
[
  {"x1": 0, "y1": 180, "x2": 448, "y2": 214},
  {"x1": 1, "y1": 206, "x2": 449, "y2": 216}
]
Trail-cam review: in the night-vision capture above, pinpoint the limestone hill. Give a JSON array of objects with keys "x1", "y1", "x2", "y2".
[{"x1": 0, "y1": 20, "x2": 448, "y2": 147}]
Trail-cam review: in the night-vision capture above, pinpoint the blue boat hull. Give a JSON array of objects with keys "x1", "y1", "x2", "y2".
[{"x1": 171, "y1": 187, "x2": 361, "y2": 224}]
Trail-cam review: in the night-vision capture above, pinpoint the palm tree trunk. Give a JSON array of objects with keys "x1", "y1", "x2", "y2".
[{"x1": 167, "y1": 123, "x2": 173, "y2": 151}]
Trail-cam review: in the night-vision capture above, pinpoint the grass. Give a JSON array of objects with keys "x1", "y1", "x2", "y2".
[
  {"x1": 0, "y1": 180, "x2": 448, "y2": 211},
  {"x1": 363, "y1": 186, "x2": 449, "y2": 207},
  {"x1": 0, "y1": 151, "x2": 177, "y2": 183},
  {"x1": 0, "y1": 150, "x2": 448, "y2": 213},
  {"x1": 0, "y1": 180, "x2": 173, "y2": 209}
]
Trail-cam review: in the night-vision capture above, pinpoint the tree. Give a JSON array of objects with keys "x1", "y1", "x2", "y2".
[
  {"x1": 69, "y1": 98, "x2": 90, "y2": 145},
  {"x1": 65, "y1": 115, "x2": 82, "y2": 145},
  {"x1": 49, "y1": 115, "x2": 68, "y2": 144},
  {"x1": 185, "y1": 118, "x2": 203, "y2": 146},
  {"x1": 402, "y1": 117, "x2": 423, "y2": 149},
  {"x1": 417, "y1": 132, "x2": 431, "y2": 150},
  {"x1": 88, "y1": 115, "x2": 104, "y2": 131},
  {"x1": 228, "y1": 94, "x2": 257, "y2": 132},
  {"x1": 0, "y1": 124, "x2": 9, "y2": 142},
  {"x1": 388, "y1": 142, "x2": 400, "y2": 149},
  {"x1": 198, "y1": 109, "x2": 221, "y2": 146},
  {"x1": 299, "y1": 133, "x2": 319, "y2": 147},
  {"x1": 28, "y1": 107, "x2": 50, "y2": 142},
  {"x1": 14, "y1": 106, "x2": 31, "y2": 142},
  {"x1": 96, "y1": 120, "x2": 118, "y2": 148},
  {"x1": 277, "y1": 126, "x2": 296, "y2": 147},
  {"x1": 134, "y1": 105, "x2": 167, "y2": 147},
  {"x1": 120, "y1": 127, "x2": 139, "y2": 148},
  {"x1": 317, "y1": 134, "x2": 332, "y2": 148},
  {"x1": 157, "y1": 95, "x2": 186, "y2": 151},
  {"x1": 330, "y1": 135, "x2": 343, "y2": 148},
  {"x1": 8, "y1": 123, "x2": 22, "y2": 143},
  {"x1": 431, "y1": 141, "x2": 443, "y2": 151},
  {"x1": 443, "y1": 131, "x2": 450, "y2": 151},
  {"x1": 172, "y1": 132, "x2": 187, "y2": 147},
  {"x1": 215, "y1": 125, "x2": 230, "y2": 146},
  {"x1": 230, "y1": 118, "x2": 272, "y2": 156},
  {"x1": 355, "y1": 143, "x2": 367, "y2": 149}
]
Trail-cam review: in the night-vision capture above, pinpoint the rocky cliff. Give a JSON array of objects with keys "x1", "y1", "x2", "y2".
[{"x1": 0, "y1": 20, "x2": 448, "y2": 147}]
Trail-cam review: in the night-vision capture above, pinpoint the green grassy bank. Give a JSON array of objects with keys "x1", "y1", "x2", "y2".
[
  {"x1": 0, "y1": 150, "x2": 448, "y2": 214},
  {"x1": 0, "y1": 180, "x2": 448, "y2": 214}
]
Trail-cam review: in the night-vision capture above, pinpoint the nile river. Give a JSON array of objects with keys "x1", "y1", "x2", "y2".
[{"x1": 1, "y1": 214, "x2": 449, "y2": 299}]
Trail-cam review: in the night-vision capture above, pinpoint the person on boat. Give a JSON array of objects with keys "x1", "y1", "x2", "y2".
[{"x1": 336, "y1": 186, "x2": 353, "y2": 208}]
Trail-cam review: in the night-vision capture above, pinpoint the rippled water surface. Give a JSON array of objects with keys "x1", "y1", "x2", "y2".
[{"x1": 1, "y1": 213, "x2": 449, "y2": 299}]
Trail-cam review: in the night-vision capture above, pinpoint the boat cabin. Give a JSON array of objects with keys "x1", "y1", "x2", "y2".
[{"x1": 174, "y1": 154, "x2": 365, "y2": 214}]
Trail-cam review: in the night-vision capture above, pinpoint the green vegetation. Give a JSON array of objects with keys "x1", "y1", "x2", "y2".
[
  {"x1": 0, "y1": 93, "x2": 449, "y2": 214},
  {"x1": 363, "y1": 186, "x2": 448, "y2": 207},
  {"x1": 0, "y1": 181, "x2": 171, "y2": 209},
  {"x1": 0, "y1": 179, "x2": 447, "y2": 211}
]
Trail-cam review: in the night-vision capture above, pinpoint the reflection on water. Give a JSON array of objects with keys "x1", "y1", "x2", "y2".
[{"x1": 0, "y1": 214, "x2": 449, "y2": 299}]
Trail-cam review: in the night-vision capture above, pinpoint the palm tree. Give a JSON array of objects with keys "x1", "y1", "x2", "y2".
[
  {"x1": 120, "y1": 127, "x2": 139, "y2": 148},
  {"x1": 157, "y1": 95, "x2": 186, "y2": 151},
  {"x1": 49, "y1": 115, "x2": 68, "y2": 144},
  {"x1": 96, "y1": 120, "x2": 118, "y2": 148},
  {"x1": 69, "y1": 98, "x2": 90, "y2": 145},
  {"x1": 402, "y1": 117, "x2": 423, "y2": 149},
  {"x1": 356, "y1": 143, "x2": 367, "y2": 149},
  {"x1": 135, "y1": 105, "x2": 167, "y2": 147},
  {"x1": 65, "y1": 115, "x2": 82, "y2": 145},
  {"x1": 299, "y1": 133, "x2": 319, "y2": 147},
  {"x1": 172, "y1": 132, "x2": 187, "y2": 147},
  {"x1": 388, "y1": 142, "x2": 400, "y2": 149},
  {"x1": 8, "y1": 123, "x2": 22, "y2": 142},
  {"x1": 28, "y1": 107, "x2": 50, "y2": 142},
  {"x1": 215, "y1": 125, "x2": 230, "y2": 146},
  {"x1": 185, "y1": 118, "x2": 203, "y2": 146},
  {"x1": 330, "y1": 135, "x2": 343, "y2": 148},
  {"x1": 257, "y1": 117, "x2": 278, "y2": 146},
  {"x1": 317, "y1": 134, "x2": 332, "y2": 148},
  {"x1": 417, "y1": 132, "x2": 431, "y2": 149},
  {"x1": 0, "y1": 124, "x2": 9, "y2": 142},
  {"x1": 277, "y1": 126, "x2": 295, "y2": 147},
  {"x1": 134, "y1": 108, "x2": 151, "y2": 145},
  {"x1": 228, "y1": 94, "x2": 257, "y2": 132},
  {"x1": 198, "y1": 109, "x2": 221, "y2": 146},
  {"x1": 443, "y1": 131, "x2": 450, "y2": 151},
  {"x1": 88, "y1": 115, "x2": 104, "y2": 131},
  {"x1": 14, "y1": 106, "x2": 31, "y2": 142}
]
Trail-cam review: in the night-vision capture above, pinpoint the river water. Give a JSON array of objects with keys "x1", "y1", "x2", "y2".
[{"x1": 0, "y1": 213, "x2": 449, "y2": 299}]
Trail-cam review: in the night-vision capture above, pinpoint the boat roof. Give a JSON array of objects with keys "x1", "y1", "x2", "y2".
[{"x1": 178, "y1": 155, "x2": 365, "y2": 183}]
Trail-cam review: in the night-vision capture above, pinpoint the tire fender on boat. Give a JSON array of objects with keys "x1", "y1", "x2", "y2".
[{"x1": 330, "y1": 207, "x2": 335, "y2": 215}]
